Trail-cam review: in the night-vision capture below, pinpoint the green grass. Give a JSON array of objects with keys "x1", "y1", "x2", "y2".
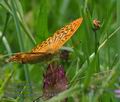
[{"x1": 0, "y1": 0, "x2": 120, "y2": 102}]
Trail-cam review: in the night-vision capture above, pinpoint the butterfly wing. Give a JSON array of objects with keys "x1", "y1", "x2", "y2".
[
  {"x1": 8, "y1": 52, "x2": 51, "y2": 63},
  {"x1": 32, "y1": 18, "x2": 83, "y2": 53},
  {"x1": 8, "y1": 18, "x2": 83, "y2": 63}
]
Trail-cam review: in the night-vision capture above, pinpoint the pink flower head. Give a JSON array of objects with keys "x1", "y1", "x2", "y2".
[{"x1": 43, "y1": 63, "x2": 68, "y2": 101}]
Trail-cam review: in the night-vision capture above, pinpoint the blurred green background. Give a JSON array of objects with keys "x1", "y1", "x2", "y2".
[{"x1": 0, "y1": 0, "x2": 120, "y2": 102}]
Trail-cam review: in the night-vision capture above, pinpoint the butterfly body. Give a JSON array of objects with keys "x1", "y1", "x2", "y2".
[{"x1": 8, "y1": 18, "x2": 83, "y2": 63}]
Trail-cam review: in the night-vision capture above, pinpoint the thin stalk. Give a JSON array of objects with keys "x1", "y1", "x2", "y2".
[{"x1": 93, "y1": 29, "x2": 100, "y2": 71}]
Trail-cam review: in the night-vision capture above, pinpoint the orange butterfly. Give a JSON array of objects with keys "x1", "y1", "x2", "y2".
[{"x1": 8, "y1": 18, "x2": 83, "y2": 63}]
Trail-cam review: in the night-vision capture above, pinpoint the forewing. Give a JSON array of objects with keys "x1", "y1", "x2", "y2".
[{"x1": 32, "y1": 18, "x2": 83, "y2": 53}]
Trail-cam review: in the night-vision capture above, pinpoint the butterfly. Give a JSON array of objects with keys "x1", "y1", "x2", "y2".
[{"x1": 8, "y1": 18, "x2": 83, "y2": 63}]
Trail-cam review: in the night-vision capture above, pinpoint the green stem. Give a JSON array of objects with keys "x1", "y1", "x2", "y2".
[{"x1": 11, "y1": 0, "x2": 33, "y2": 101}]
